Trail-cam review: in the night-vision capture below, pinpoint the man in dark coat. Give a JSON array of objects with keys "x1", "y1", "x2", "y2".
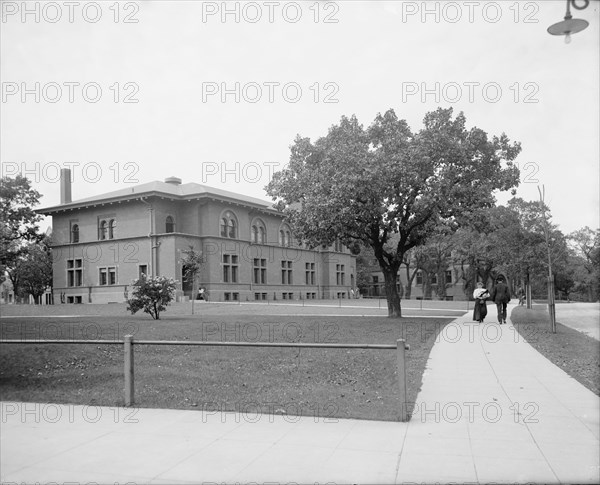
[{"x1": 490, "y1": 276, "x2": 511, "y2": 324}]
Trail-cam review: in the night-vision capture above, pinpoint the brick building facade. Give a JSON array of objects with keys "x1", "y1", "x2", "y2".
[{"x1": 39, "y1": 172, "x2": 356, "y2": 303}]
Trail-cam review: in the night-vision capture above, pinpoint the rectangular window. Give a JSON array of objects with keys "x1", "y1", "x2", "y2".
[
  {"x1": 99, "y1": 267, "x2": 117, "y2": 286},
  {"x1": 445, "y1": 270, "x2": 452, "y2": 284},
  {"x1": 336, "y1": 264, "x2": 345, "y2": 286},
  {"x1": 416, "y1": 271, "x2": 423, "y2": 285},
  {"x1": 224, "y1": 292, "x2": 231, "y2": 301},
  {"x1": 99, "y1": 268, "x2": 107, "y2": 286},
  {"x1": 231, "y1": 256, "x2": 238, "y2": 283},
  {"x1": 67, "y1": 259, "x2": 83, "y2": 287},
  {"x1": 222, "y1": 254, "x2": 238, "y2": 283},
  {"x1": 305, "y1": 262, "x2": 315, "y2": 285},
  {"x1": 138, "y1": 265, "x2": 148, "y2": 279},
  {"x1": 281, "y1": 261, "x2": 293, "y2": 285},
  {"x1": 253, "y1": 258, "x2": 267, "y2": 284},
  {"x1": 109, "y1": 267, "x2": 116, "y2": 285},
  {"x1": 431, "y1": 273, "x2": 438, "y2": 285}
]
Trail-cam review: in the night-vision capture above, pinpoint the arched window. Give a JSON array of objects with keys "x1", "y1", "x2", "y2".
[
  {"x1": 109, "y1": 219, "x2": 116, "y2": 239},
  {"x1": 251, "y1": 219, "x2": 267, "y2": 244},
  {"x1": 221, "y1": 218, "x2": 228, "y2": 237},
  {"x1": 279, "y1": 224, "x2": 292, "y2": 247},
  {"x1": 99, "y1": 220, "x2": 107, "y2": 240},
  {"x1": 71, "y1": 224, "x2": 79, "y2": 243},
  {"x1": 166, "y1": 216, "x2": 175, "y2": 233},
  {"x1": 220, "y1": 211, "x2": 237, "y2": 239}
]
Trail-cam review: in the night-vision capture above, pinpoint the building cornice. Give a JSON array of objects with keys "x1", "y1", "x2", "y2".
[{"x1": 38, "y1": 191, "x2": 281, "y2": 216}]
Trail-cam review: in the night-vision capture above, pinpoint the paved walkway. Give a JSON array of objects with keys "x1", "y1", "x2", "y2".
[{"x1": 1, "y1": 303, "x2": 598, "y2": 483}]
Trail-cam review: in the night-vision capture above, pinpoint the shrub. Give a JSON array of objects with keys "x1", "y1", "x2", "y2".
[{"x1": 126, "y1": 275, "x2": 177, "y2": 320}]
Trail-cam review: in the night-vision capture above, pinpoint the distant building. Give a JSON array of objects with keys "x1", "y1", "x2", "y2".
[
  {"x1": 365, "y1": 267, "x2": 468, "y2": 301},
  {"x1": 38, "y1": 170, "x2": 356, "y2": 304},
  {"x1": 358, "y1": 248, "x2": 469, "y2": 301}
]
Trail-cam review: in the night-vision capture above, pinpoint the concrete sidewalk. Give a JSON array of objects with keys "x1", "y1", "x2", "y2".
[{"x1": 1, "y1": 303, "x2": 598, "y2": 484}]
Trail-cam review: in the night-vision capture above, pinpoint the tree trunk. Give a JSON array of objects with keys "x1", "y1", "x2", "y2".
[
  {"x1": 436, "y1": 270, "x2": 447, "y2": 299},
  {"x1": 383, "y1": 267, "x2": 402, "y2": 317}
]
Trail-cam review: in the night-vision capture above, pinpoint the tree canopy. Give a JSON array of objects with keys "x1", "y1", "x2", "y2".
[
  {"x1": 1, "y1": 175, "x2": 49, "y2": 301},
  {"x1": 267, "y1": 108, "x2": 521, "y2": 316}
]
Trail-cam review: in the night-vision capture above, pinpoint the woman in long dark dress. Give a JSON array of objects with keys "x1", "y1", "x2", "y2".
[{"x1": 472, "y1": 282, "x2": 490, "y2": 323}]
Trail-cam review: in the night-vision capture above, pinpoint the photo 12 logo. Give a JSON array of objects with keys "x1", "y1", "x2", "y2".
[
  {"x1": 1, "y1": 82, "x2": 139, "y2": 104},
  {"x1": 200, "y1": 1, "x2": 340, "y2": 24},
  {"x1": 1, "y1": 1, "x2": 140, "y2": 24},
  {"x1": 400, "y1": 1, "x2": 539, "y2": 24},
  {"x1": 1, "y1": 161, "x2": 140, "y2": 184},
  {"x1": 202, "y1": 81, "x2": 340, "y2": 104},
  {"x1": 401, "y1": 81, "x2": 540, "y2": 104}
]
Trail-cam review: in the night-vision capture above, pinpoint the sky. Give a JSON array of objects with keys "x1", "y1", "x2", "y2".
[{"x1": 1, "y1": 0, "x2": 599, "y2": 235}]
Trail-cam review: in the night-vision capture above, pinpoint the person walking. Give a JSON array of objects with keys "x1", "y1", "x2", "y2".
[
  {"x1": 490, "y1": 275, "x2": 511, "y2": 324},
  {"x1": 472, "y1": 282, "x2": 490, "y2": 323},
  {"x1": 517, "y1": 286, "x2": 526, "y2": 306}
]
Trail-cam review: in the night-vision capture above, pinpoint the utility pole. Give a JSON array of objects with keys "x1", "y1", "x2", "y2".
[{"x1": 538, "y1": 186, "x2": 556, "y2": 333}]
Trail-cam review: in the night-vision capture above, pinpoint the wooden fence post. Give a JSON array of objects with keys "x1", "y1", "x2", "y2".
[
  {"x1": 397, "y1": 339, "x2": 408, "y2": 422},
  {"x1": 124, "y1": 335, "x2": 134, "y2": 406}
]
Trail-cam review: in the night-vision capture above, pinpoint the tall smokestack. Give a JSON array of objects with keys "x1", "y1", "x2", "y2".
[{"x1": 60, "y1": 168, "x2": 72, "y2": 204}]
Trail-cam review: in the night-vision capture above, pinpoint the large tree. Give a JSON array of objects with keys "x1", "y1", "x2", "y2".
[
  {"x1": 267, "y1": 108, "x2": 521, "y2": 317},
  {"x1": 15, "y1": 238, "x2": 53, "y2": 304},
  {"x1": 568, "y1": 227, "x2": 600, "y2": 300},
  {"x1": 0, "y1": 175, "x2": 44, "y2": 285}
]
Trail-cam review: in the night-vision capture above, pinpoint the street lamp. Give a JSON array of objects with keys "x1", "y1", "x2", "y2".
[{"x1": 548, "y1": 0, "x2": 590, "y2": 43}]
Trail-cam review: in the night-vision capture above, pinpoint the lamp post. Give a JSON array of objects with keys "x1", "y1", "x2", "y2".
[{"x1": 547, "y1": 0, "x2": 591, "y2": 43}]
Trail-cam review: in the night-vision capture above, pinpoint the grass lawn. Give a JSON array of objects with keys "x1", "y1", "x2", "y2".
[
  {"x1": 511, "y1": 306, "x2": 600, "y2": 395},
  {"x1": 0, "y1": 314, "x2": 453, "y2": 421}
]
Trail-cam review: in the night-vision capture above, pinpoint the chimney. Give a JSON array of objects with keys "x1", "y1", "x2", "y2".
[
  {"x1": 60, "y1": 168, "x2": 72, "y2": 204},
  {"x1": 165, "y1": 176, "x2": 182, "y2": 185}
]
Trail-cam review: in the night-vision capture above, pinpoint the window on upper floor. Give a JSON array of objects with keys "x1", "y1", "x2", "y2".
[
  {"x1": 166, "y1": 216, "x2": 175, "y2": 233},
  {"x1": 445, "y1": 270, "x2": 453, "y2": 284},
  {"x1": 251, "y1": 219, "x2": 267, "y2": 244},
  {"x1": 279, "y1": 224, "x2": 291, "y2": 247},
  {"x1": 71, "y1": 223, "x2": 79, "y2": 243},
  {"x1": 98, "y1": 217, "x2": 116, "y2": 240},
  {"x1": 98, "y1": 220, "x2": 107, "y2": 240},
  {"x1": 220, "y1": 211, "x2": 237, "y2": 238}
]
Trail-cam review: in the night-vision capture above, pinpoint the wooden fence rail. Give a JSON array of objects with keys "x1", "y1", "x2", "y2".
[{"x1": 0, "y1": 337, "x2": 410, "y2": 421}]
